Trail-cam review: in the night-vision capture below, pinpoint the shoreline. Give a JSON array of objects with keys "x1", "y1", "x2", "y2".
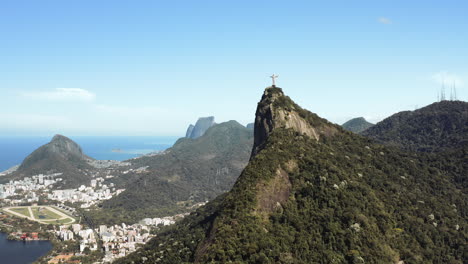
[{"x1": 0, "y1": 231, "x2": 53, "y2": 264}]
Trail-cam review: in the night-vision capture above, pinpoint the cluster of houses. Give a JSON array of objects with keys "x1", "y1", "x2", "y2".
[
  {"x1": 54, "y1": 215, "x2": 179, "y2": 262},
  {"x1": 47, "y1": 177, "x2": 125, "y2": 208},
  {"x1": 9, "y1": 231, "x2": 40, "y2": 241},
  {"x1": 57, "y1": 224, "x2": 99, "y2": 252},
  {"x1": 99, "y1": 216, "x2": 177, "y2": 262}
]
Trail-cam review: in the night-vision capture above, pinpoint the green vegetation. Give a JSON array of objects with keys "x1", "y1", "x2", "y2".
[
  {"x1": 362, "y1": 100, "x2": 468, "y2": 152},
  {"x1": 4, "y1": 206, "x2": 75, "y2": 225},
  {"x1": 0, "y1": 211, "x2": 54, "y2": 240},
  {"x1": 362, "y1": 100, "x2": 467, "y2": 192},
  {"x1": 115, "y1": 88, "x2": 466, "y2": 264},
  {"x1": 31, "y1": 207, "x2": 62, "y2": 220},
  {"x1": 9, "y1": 207, "x2": 31, "y2": 218},
  {"x1": 342, "y1": 117, "x2": 374, "y2": 133},
  {"x1": 0, "y1": 135, "x2": 95, "y2": 188},
  {"x1": 87, "y1": 120, "x2": 254, "y2": 225}
]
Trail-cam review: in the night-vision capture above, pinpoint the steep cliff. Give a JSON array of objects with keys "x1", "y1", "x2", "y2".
[
  {"x1": 186, "y1": 116, "x2": 216, "y2": 139},
  {"x1": 116, "y1": 87, "x2": 466, "y2": 264},
  {"x1": 185, "y1": 124, "x2": 195, "y2": 138}
]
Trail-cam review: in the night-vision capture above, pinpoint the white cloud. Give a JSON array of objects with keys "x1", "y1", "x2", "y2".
[
  {"x1": 20, "y1": 88, "x2": 96, "y2": 102},
  {"x1": 431, "y1": 71, "x2": 464, "y2": 87},
  {"x1": 378, "y1": 17, "x2": 392, "y2": 25}
]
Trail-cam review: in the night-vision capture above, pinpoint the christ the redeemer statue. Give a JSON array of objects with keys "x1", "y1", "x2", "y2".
[{"x1": 270, "y1": 74, "x2": 279, "y2": 86}]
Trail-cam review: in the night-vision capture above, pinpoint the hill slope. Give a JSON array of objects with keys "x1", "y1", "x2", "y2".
[
  {"x1": 342, "y1": 117, "x2": 374, "y2": 133},
  {"x1": 362, "y1": 101, "x2": 468, "y2": 152},
  {"x1": 116, "y1": 87, "x2": 466, "y2": 264},
  {"x1": 2, "y1": 135, "x2": 94, "y2": 188},
  {"x1": 92, "y1": 121, "x2": 254, "y2": 223}
]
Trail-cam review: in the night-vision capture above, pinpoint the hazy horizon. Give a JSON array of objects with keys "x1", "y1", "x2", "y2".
[{"x1": 1, "y1": 0, "x2": 466, "y2": 136}]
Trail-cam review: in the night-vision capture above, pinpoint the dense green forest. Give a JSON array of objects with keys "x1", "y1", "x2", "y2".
[
  {"x1": 86, "y1": 121, "x2": 253, "y2": 225},
  {"x1": 115, "y1": 88, "x2": 467, "y2": 264},
  {"x1": 341, "y1": 117, "x2": 374, "y2": 133},
  {"x1": 362, "y1": 100, "x2": 468, "y2": 153}
]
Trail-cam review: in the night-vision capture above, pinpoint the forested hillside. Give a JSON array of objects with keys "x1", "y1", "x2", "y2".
[
  {"x1": 87, "y1": 121, "x2": 254, "y2": 224},
  {"x1": 115, "y1": 88, "x2": 466, "y2": 264}
]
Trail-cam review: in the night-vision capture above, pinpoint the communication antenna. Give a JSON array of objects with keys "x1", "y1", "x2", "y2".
[
  {"x1": 453, "y1": 81, "x2": 458, "y2": 100},
  {"x1": 441, "y1": 80, "x2": 446, "y2": 101},
  {"x1": 450, "y1": 84, "x2": 454, "y2": 101}
]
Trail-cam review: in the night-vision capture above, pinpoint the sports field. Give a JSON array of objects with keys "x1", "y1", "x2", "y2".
[{"x1": 2, "y1": 206, "x2": 76, "y2": 225}]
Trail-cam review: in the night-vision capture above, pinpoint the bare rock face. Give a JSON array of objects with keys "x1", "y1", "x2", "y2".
[
  {"x1": 47, "y1": 134, "x2": 87, "y2": 160},
  {"x1": 113, "y1": 86, "x2": 467, "y2": 264},
  {"x1": 186, "y1": 117, "x2": 216, "y2": 139},
  {"x1": 19, "y1": 134, "x2": 89, "y2": 170},
  {"x1": 251, "y1": 87, "x2": 337, "y2": 157},
  {"x1": 276, "y1": 110, "x2": 320, "y2": 140},
  {"x1": 185, "y1": 124, "x2": 195, "y2": 138}
]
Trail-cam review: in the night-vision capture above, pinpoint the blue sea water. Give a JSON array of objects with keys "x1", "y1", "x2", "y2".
[{"x1": 0, "y1": 136, "x2": 179, "y2": 172}]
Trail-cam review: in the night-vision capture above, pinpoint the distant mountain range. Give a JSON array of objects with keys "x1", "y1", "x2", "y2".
[
  {"x1": 2, "y1": 117, "x2": 254, "y2": 224},
  {"x1": 115, "y1": 87, "x2": 466, "y2": 264},
  {"x1": 341, "y1": 117, "x2": 374, "y2": 133},
  {"x1": 3, "y1": 90, "x2": 466, "y2": 263},
  {"x1": 86, "y1": 120, "x2": 254, "y2": 224}
]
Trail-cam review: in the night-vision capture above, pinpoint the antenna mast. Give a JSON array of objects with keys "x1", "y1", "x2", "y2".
[
  {"x1": 441, "y1": 80, "x2": 446, "y2": 101},
  {"x1": 453, "y1": 81, "x2": 457, "y2": 100}
]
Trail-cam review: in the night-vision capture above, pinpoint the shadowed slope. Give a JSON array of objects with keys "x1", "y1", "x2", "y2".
[{"x1": 116, "y1": 88, "x2": 466, "y2": 264}]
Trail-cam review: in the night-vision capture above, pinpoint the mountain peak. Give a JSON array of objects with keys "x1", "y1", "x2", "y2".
[
  {"x1": 51, "y1": 134, "x2": 72, "y2": 143},
  {"x1": 186, "y1": 116, "x2": 216, "y2": 139},
  {"x1": 251, "y1": 86, "x2": 338, "y2": 156},
  {"x1": 47, "y1": 134, "x2": 86, "y2": 159},
  {"x1": 363, "y1": 100, "x2": 468, "y2": 152},
  {"x1": 3, "y1": 134, "x2": 95, "y2": 188},
  {"x1": 18, "y1": 134, "x2": 90, "y2": 172},
  {"x1": 342, "y1": 117, "x2": 374, "y2": 133},
  {"x1": 115, "y1": 86, "x2": 466, "y2": 264}
]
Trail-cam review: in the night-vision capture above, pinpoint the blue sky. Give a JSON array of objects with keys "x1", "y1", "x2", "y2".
[{"x1": 1, "y1": 0, "x2": 467, "y2": 136}]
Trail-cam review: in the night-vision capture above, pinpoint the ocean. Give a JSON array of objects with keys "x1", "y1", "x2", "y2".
[{"x1": 0, "y1": 136, "x2": 179, "y2": 172}]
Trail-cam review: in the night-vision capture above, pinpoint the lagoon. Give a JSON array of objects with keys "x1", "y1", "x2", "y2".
[{"x1": 0, "y1": 232, "x2": 52, "y2": 264}]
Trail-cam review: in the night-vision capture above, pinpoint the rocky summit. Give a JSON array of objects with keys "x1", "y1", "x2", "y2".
[
  {"x1": 116, "y1": 87, "x2": 466, "y2": 264},
  {"x1": 186, "y1": 116, "x2": 216, "y2": 139},
  {"x1": 3, "y1": 134, "x2": 94, "y2": 188}
]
